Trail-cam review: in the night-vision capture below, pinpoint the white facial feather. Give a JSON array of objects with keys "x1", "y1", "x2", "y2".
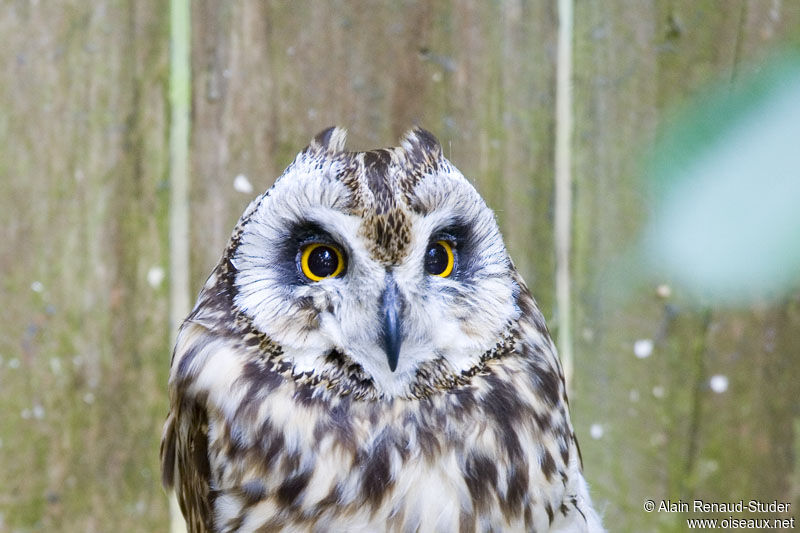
[{"x1": 230, "y1": 138, "x2": 520, "y2": 397}]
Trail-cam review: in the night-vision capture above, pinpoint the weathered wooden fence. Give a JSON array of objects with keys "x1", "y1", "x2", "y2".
[{"x1": 1, "y1": 2, "x2": 798, "y2": 531}]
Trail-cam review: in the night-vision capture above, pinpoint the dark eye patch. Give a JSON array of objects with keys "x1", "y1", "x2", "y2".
[
  {"x1": 273, "y1": 221, "x2": 347, "y2": 285},
  {"x1": 430, "y1": 220, "x2": 477, "y2": 280}
]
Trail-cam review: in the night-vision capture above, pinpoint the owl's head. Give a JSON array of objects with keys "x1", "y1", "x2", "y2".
[{"x1": 228, "y1": 128, "x2": 521, "y2": 397}]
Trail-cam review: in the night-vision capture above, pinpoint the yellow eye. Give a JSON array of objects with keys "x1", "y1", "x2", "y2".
[
  {"x1": 300, "y1": 243, "x2": 345, "y2": 281},
  {"x1": 424, "y1": 240, "x2": 454, "y2": 277}
]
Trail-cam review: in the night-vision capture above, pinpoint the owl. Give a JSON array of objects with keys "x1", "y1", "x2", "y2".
[{"x1": 160, "y1": 127, "x2": 603, "y2": 532}]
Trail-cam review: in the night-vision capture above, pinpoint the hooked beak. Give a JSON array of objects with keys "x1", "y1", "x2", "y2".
[{"x1": 380, "y1": 276, "x2": 403, "y2": 372}]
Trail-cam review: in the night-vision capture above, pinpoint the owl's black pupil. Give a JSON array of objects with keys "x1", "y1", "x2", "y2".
[
  {"x1": 425, "y1": 243, "x2": 449, "y2": 275},
  {"x1": 308, "y1": 246, "x2": 338, "y2": 277}
]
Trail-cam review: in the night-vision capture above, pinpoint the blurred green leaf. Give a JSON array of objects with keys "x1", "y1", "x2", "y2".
[{"x1": 645, "y1": 53, "x2": 800, "y2": 304}]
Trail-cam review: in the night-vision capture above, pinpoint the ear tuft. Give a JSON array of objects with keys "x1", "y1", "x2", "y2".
[
  {"x1": 399, "y1": 127, "x2": 443, "y2": 161},
  {"x1": 306, "y1": 126, "x2": 348, "y2": 155}
]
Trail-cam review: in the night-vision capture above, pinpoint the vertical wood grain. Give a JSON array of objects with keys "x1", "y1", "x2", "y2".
[
  {"x1": 572, "y1": 1, "x2": 800, "y2": 529},
  {"x1": 0, "y1": 1, "x2": 170, "y2": 530}
]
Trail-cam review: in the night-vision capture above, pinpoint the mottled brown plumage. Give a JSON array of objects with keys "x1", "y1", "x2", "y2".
[{"x1": 161, "y1": 128, "x2": 602, "y2": 532}]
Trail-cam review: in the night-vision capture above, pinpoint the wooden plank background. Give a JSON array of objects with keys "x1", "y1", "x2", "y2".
[{"x1": 0, "y1": 1, "x2": 797, "y2": 531}]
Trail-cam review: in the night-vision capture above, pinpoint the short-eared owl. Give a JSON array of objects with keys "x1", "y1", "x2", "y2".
[{"x1": 161, "y1": 128, "x2": 602, "y2": 532}]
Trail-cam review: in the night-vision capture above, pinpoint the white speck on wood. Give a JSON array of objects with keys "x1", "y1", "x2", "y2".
[
  {"x1": 709, "y1": 374, "x2": 729, "y2": 393},
  {"x1": 634, "y1": 339, "x2": 654, "y2": 359},
  {"x1": 147, "y1": 266, "x2": 166, "y2": 288},
  {"x1": 233, "y1": 174, "x2": 254, "y2": 194}
]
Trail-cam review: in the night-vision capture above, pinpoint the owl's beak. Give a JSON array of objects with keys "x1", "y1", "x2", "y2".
[{"x1": 380, "y1": 276, "x2": 403, "y2": 372}]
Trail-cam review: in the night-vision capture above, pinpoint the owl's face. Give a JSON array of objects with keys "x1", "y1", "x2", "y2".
[{"x1": 230, "y1": 128, "x2": 520, "y2": 397}]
